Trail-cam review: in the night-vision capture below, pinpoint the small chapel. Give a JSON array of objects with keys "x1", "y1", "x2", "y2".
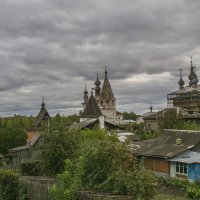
[{"x1": 82, "y1": 68, "x2": 123, "y2": 125}]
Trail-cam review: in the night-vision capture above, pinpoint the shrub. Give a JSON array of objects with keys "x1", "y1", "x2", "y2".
[
  {"x1": 157, "y1": 176, "x2": 200, "y2": 199},
  {"x1": 40, "y1": 128, "x2": 81, "y2": 175},
  {"x1": 51, "y1": 129, "x2": 156, "y2": 200},
  {"x1": 186, "y1": 184, "x2": 200, "y2": 199},
  {"x1": 50, "y1": 158, "x2": 84, "y2": 200},
  {"x1": 0, "y1": 169, "x2": 19, "y2": 200},
  {"x1": 20, "y1": 160, "x2": 47, "y2": 176}
]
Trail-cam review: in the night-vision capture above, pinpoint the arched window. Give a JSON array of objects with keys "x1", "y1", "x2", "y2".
[
  {"x1": 112, "y1": 100, "x2": 114, "y2": 106},
  {"x1": 106, "y1": 100, "x2": 109, "y2": 106}
]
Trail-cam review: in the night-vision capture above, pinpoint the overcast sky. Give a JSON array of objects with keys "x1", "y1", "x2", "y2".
[{"x1": 0, "y1": 0, "x2": 200, "y2": 116}]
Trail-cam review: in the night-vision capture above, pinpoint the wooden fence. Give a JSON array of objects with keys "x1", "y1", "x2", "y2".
[
  {"x1": 21, "y1": 176, "x2": 131, "y2": 200},
  {"x1": 20, "y1": 176, "x2": 55, "y2": 200}
]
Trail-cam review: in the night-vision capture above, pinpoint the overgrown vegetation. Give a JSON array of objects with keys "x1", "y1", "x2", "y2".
[
  {"x1": 0, "y1": 113, "x2": 79, "y2": 155},
  {"x1": 20, "y1": 160, "x2": 47, "y2": 176},
  {"x1": 123, "y1": 111, "x2": 138, "y2": 120},
  {"x1": 157, "y1": 176, "x2": 200, "y2": 199},
  {"x1": 50, "y1": 129, "x2": 156, "y2": 200},
  {"x1": 40, "y1": 128, "x2": 80, "y2": 175},
  {"x1": 0, "y1": 169, "x2": 19, "y2": 200}
]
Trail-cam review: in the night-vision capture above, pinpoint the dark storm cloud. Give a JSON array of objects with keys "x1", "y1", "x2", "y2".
[{"x1": 0, "y1": 0, "x2": 200, "y2": 116}]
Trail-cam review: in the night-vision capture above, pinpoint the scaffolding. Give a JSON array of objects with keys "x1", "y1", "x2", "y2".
[{"x1": 167, "y1": 89, "x2": 200, "y2": 112}]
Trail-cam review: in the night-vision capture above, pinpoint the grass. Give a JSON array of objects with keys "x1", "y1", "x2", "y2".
[{"x1": 154, "y1": 194, "x2": 191, "y2": 200}]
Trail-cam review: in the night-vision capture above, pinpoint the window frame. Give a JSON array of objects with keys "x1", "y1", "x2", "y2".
[{"x1": 175, "y1": 162, "x2": 188, "y2": 175}]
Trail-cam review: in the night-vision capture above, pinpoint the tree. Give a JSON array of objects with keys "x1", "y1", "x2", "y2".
[
  {"x1": 158, "y1": 109, "x2": 183, "y2": 130},
  {"x1": 123, "y1": 112, "x2": 138, "y2": 120},
  {"x1": 40, "y1": 128, "x2": 81, "y2": 175},
  {"x1": 50, "y1": 129, "x2": 156, "y2": 200},
  {"x1": 0, "y1": 128, "x2": 27, "y2": 155}
]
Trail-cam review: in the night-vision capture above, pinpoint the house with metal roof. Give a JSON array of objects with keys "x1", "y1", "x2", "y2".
[{"x1": 131, "y1": 129, "x2": 200, "y2": 181}]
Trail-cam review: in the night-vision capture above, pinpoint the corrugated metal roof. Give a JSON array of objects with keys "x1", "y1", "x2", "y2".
[
  {"x1": 70, "y1": 118, "x2": 98, "y2": 130},
  {"x1": 169, "y1": 150, "x2": 200, "y2": 163},
  {"x1": 131, "y1": 129, "x2": 200, "y2": 159}
]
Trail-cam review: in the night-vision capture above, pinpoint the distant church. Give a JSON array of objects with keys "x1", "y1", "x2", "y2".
[
  {"x1": 82, "y1": 68, "x2": 123, "y2": 125},
  {"x1": 167, "y1": 57, "x2": 200, "y2": 112}
]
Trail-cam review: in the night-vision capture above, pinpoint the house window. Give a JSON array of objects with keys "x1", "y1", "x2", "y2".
[{"x1": 176, "y1": 162, "x2": 188, "y2": 174}]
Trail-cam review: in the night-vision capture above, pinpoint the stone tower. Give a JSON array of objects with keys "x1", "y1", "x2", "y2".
[{"x1": 98, "y1": 67, "x2": 116, "y2": 123}]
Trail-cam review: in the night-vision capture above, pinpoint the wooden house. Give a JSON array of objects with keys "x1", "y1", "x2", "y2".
[
  {"x1": 131, "y1": 129, "x2": 200, "y2": 181},
  {"x1": 7, "y1": 99, "x2": 50, "y2": 168}
]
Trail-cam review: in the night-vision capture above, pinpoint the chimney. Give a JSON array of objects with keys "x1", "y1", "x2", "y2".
[
  {"x1": 176, "y1": 137, "x2": 182, "y2": 145},
  {"x1": 99, "y1": 115, "x2": 105, "y2": 129}
]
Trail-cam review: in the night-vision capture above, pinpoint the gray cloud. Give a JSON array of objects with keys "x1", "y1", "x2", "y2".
[{"x1": 0, "y1": 0, "x2": 200, "y2": 116}]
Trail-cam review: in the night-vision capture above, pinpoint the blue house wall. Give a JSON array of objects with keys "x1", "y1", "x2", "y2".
[{"x1": 188, "y1": 164, "x2": 200, "y2": 181}]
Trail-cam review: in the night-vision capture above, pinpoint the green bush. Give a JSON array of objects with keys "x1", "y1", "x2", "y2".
[
  {"x1": 50, "y1": 158, "x2": 84, "y2": 200},
  {"x1": 157, "y1": 176, "x2": 200, "y2": 199},
  {"x1": 186, "y1": 184, "x2": 200, "y2": 199},
  {"x1": 0, "y1": 169, "x2": 19, "y2": 200},
  {"x1": 20, "y1": 160, "x2": 47, "y2": 176},
  {"x1": 18, "y1": 179, "x2": 29, "y2": 200},
  {"x1": 50, "y1": 129, "x2": 156, "y2": 200}
]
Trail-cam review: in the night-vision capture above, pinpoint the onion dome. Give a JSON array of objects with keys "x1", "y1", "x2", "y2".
[
  {"x1": 83, "y1": 84, "x2": 88, "y2": 95},
  {"x1": 94, "y1": 72, "x2": 101, "y2": 86},
  {"x1": 178, "y1": 68, "x2": 184, "y2": 90},
  {"x1": 188, "y1": 57, "x2": 198, "y2": 87},
  {"x1": 188, "y1": 57, "x2": 197, "y2": 81}
]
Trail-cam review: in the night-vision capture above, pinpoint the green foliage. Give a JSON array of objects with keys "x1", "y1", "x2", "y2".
[
  {"x1": 18, "y1": 179, "x2": 29, "y2": 200},
  {"x1": 0, "y1": 169, "x2": 19, "y2": 200},
  {"x1": 154, "y1": 194, "x2": 188, "y2": 200},
  {"x1": 119, "y1": 121, "x2": 144, "y2": 134},
  {"x1": 0, "y1": 114, "x2": 79, "y2": 155},
  {"x1": 175, "y1": 121, "x2": 200, "y2": 130},
  {"x1": 0, "y1": 115, "x2": 34, "y2": 155},
  {"x1": 138, "y1": 130, "x2": 160, "y2": 140},
  {"x1": 186, "y1": 184, "x2": 200, "y2": 199},
  {"x1": 20, "y1": 160, "x2": 47, "y2": 176},
  {"x1": 50, "y1": 158, "x2": 84, "y2": 200},
  {"x1": 40, "y1": 128, "x2": 81, "y2": 175},
  {"x1": 123, "y1": 111, "x2": 138, "y2": 120},
  {"x1": 157, "y1": 176, "x2": 200, "y2": 199},
  {"x1": 51, "y1": 113, "x2": 79, "y2": 129},
  {"x1": 0, "y1": 127, "x2": 27, "y2": 155},
  {"x1": 158, "y1": 109, "x2": 183, "y2": 130},
  {"x1": 50, "y1": 129, "x2": 156, "y2": 199}
]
